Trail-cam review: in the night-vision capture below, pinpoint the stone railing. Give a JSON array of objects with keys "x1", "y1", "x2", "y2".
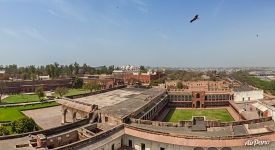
[
  {"x1": 52, "y1": 124, "x2": 125, "y2": 150},
  {"x1": 130, "y1": 117, "x2": 273, "y2": 128},
  {"x1": 0, "y1": 118, "x2": 89, "y2": 140},
  {"x1": 65, "y1": 85, "x2": 126, "y2": 99},
  {"x1": 125, "y1": 124, "x2": 274, "y2": 140}
]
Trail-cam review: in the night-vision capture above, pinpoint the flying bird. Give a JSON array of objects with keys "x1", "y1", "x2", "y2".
[
  {"x1": 190, "y1": 14, "x2": 199, "y2": 23},
  {"x1": 256, "y1": 34, "x2": 259, "y2": 38}
]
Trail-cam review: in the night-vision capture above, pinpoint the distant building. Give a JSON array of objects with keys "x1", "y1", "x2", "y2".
[
  {"x1": 122, "y1": 71, "x2": 164, "y2": 85},
  {"x1": 38, "y1": 75, "x2": 50, "y2": 80},
  {"x1": 233, "y1": 86, "x2": 264, "y2": 103},
  {"x1": 0, "y1": 70, "x2": 5, "y2": 80},
  {"x1": 81, "y1": 77, "x2": 115, "y2": 90},
  {"x1": 167, "y1": 80, "x2": 234, "y2": 108},
  {"x1": 2, "y1": 79, "x2": 72, "y2": 94},
  {"x1": 252, "y1": 99, "x2": 275, "y2": 119},
  {"x1": 165, "y1": 80, "x2": 230, "y2": 92},
  {"x1": 81, "y1": 74, "x2": 124, "y2": 89}
]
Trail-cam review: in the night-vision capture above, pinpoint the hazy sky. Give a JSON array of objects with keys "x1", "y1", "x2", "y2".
[{"x1": 0, "y1": 0, "x2": 275, "y2": 67}]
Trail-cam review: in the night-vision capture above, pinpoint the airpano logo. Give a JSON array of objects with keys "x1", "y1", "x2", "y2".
[{"x1": 244, "y1": 139, "x2": 270, "y2": 146}]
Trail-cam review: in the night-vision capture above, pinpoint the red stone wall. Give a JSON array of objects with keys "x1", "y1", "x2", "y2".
[{"x1": 192, "y1": 91, "x2": 206, "y2": 108}]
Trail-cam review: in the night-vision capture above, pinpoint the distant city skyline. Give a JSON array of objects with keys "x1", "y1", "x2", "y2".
[{"x1": 0, "y1": 0, "x2": 275, "y2": 67}]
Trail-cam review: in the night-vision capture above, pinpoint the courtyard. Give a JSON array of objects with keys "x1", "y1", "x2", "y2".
[
  {"x1": 164, "y1": 108, "x2": 235, "y2": 122},
  {"x1": 22, "y1": 106, "x2": 77, "y2": 129},
  {"x1": 0, "y1": 102, "x2": 59, "y2": 122}
]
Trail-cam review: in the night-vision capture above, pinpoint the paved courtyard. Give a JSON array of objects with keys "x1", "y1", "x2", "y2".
[
  {"x1": 22, "y1": 88, "x2": 146, "y2": 129},
  {"x1": 22, "y1": 106, "x2": 79, "y2": 129},
  {"x1": 74, "y1": 88, "x2": 145, "y2": 108}
]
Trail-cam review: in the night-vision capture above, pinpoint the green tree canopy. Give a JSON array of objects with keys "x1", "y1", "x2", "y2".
[
  {"x1": 11, "y1": 117, "x2": 38, "y2": 134},
  {"x1": 83, "y1": 80, "x2": 101, "y2": 92},
  {"x1": 35, "y1": 86, "x2": 45, "y2": 101},
  {"x1": 72, "y1": 77, "x2": 83, "y2": 88},
  {"x1": 54, "y1": 87, "x2": 68, "y2": 98},
  {"x1": 0, "y1": 126, "x2": 10, "y2": 136}
]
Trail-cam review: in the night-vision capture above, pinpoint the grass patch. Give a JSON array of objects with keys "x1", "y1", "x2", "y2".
[
  {"x1": 63, "y1": 88, "x2": 90, "y2": 97},
  {"x1": 0, "y1": 102, "x2": 59, "y2": 122},
  {"x1": 2, "y1": 94, "x2": 40, "y2": 104},
  {"x1": 233, "y1": 71, "x2": 275, "y2": 94},
  {"x1": 164, "y1": 109, "x2": 234, "y2": 122}
]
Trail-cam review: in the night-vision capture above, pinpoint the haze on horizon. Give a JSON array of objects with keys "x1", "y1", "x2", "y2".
[{"x1": 0, "y1": 0, "x2": 275, "y2": 68}]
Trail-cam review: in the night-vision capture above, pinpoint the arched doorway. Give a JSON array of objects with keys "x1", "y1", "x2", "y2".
[{"x1": 196, "y1": 101, "x2": 200, "y2": 108}]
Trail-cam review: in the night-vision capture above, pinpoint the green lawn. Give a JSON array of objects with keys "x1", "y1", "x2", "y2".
[
  {"x1": 0, "y1": 102, "x2": 59, "y2": 122},
  {"x1": 63, "y1": 88, "x2": 90, "y2": 97},
  {"x1": 2, "y1": 94, "x2": 40, "y2": 104},
  {"x1": 164, "y1": 109, "x2": 234, "y2": 122}
]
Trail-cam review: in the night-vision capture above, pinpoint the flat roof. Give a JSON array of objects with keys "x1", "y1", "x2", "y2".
[
  {"x1": 100, "y1": 88, "x2": 166, "y2": 118},
  {"x1": 73, "y1": 88, "x2": 146, "y2": 109},
  {"x1": 233, "y1": 86, "x2": 256, "y2": 92}
]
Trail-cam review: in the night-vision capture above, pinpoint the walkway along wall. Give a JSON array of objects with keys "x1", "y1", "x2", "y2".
[{"x1": 130, "y1": 117, "x2": 273, "y2": 128}]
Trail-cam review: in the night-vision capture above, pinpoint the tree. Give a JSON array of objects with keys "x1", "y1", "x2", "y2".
[
  {"x1": 72, "y1": 77, "x2": 83, "y2": 88},
  {"x1": 176, "y1": 82, "x2": 183, "y2": 89},
  {"x1": 95, "y1": 84, "x2": 101, "y2": 91},
  {"x1": 11, "y1": 117, "x2": 38, "y2": 134},
  {"x1": 126, "y1": 78, "x2": 141, "y2": 85},
  {"x1": 54, "y1": 87, "x2": 68, "y2": 98},
  {"x1": 35, "y1": 86, "x2": 45, "y2": 101},
  {"x1": 0, "y1": 126, "x2": 9, "y2": 136},
  {"x1": 83, "y1": 80, "x2": 97, "y2": 92},
  {"x1": 271, "y1": 80, "x2": 275, "y2": 94},
  {"x1": 139, "y1": 65, "x2": 147, "y2": 73},
  {"x1": 0, "y1": 81, "x2": 6, "y2": 103},
  {"x1": 73, "y1": 62, "x2": 80, "y2": 75}
]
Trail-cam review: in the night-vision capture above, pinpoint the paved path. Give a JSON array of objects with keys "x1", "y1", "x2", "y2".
[
  {"x1": 0, "y1": 100, "x2": 56, "y2": 107},
  {"x1": 264, "y1": 93, "x2": 275, "y2": 99}
]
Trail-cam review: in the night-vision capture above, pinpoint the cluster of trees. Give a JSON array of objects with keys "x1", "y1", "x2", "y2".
[
  {"x1": 54, "y1": 87, "x2": 69, "y2": 98},
  {"x1": 0, "y1": 63, "x2": 115, "y2": 80},
  {"x1": 35, "y1": 86, "x2": 45, "y2": 101},
  {"x1": 0, "y1": 126, "x2": 9, "y2": 136},
  {"x1": 127, "y1": 78, "x2": 142, "y2": 86},
  {"x1": 139, "y1": 65, "x2": 148, "y2": 73},
  {"x1": 0, "y1": 117, "x2": 38, "y2": 136},
  {"x1": 149, "y1": 77, "x2": 166, "y2": 86},
  {"x1": 11, "y1": 117, "x2": 38, "y2": 133},
  {"x1": 166, "y1": 70, "x2": 204, "y2": 81},
  {"x1": 83, "y1": 80, "x2": 102, "y2": 92},
  {"x1": 232, "y1": 71, "x2": 275, "y2": 94},
  {"x1": 0, "y1": 81, "x2": 5, "y2": 103},
  {"x1": 206, "y1": 70, "x2": 227, "y2": 81}
]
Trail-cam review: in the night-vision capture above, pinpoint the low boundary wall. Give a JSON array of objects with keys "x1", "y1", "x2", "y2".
[
  {"x1": 125, "y1": 124, "x2": 274, "y2": 140},
  {"x1": 65, "y1": 85, "x2": 126, "y2": 99},
  {"x1": 53, "y1": 124, "x2": 124, "y2": 150},
  {"x1": 0, "y1": 119, "x2": 89, "y2": 140},
  {"x1": 130, "y1": 117, "x2": 273, "y2": 128}
]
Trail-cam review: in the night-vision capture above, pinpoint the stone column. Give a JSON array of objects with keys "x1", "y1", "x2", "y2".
[
  {"x1": 61, "y1": 106, "x2": 67, "y2": 124},
  {"x1": 72, "y1": 111, "x2": 77, "y2": 123}
]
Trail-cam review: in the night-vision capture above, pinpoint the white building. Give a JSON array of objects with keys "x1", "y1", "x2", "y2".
[
  {"x1": 252, "y1": 100, "x2": 275, "y2": 120},
  {"x1": 233, "y1": 87, "x2": 263, "y2": 103},
  {"x1": 38, "y1": 75, "x2": 50, "y2": 80}
]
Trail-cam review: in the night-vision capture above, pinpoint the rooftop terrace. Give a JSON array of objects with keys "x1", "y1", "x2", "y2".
[
  {"x1": 73, "y1": 88, "x2": 146, "y2": 109},
  {"x1": 100, "y1": 88, "x2": 166, "y2": 118}
]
